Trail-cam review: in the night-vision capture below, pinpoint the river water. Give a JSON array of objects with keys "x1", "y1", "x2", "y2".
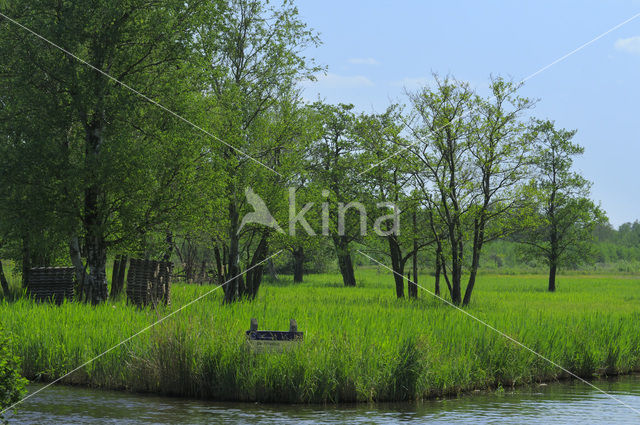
[{"x1": 7, "y1": 375, "x2": 640, "y2": 424}]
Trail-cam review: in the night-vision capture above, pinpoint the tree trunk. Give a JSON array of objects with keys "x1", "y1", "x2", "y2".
[
  {"x1": 548, "y1": 221, "x2": 559, "y2": 292},
  {"x1": 388, "y1": 235, "x2": 404, "y2": 298},
  {"x1": 21, "y1": 236, "x2": 30, "y2": 288},
  {"x1": 118, "y1": 256, "x2": 127, "y2": 293},
  {"x1": 267, "y1": 259, "x2": 278, "y2": 281},
  {"x1": 447, "y1": 158, "x2": 464, "y2": 305},
  {"x1": 333, "y1": 236, "x2": 356, "y2": 287},
  {"x1": 547, "y1": 174, "x2": 559, "y2": 293},
  {"x1": 292, "y1": 246, "x2": 304, "y2": 283},
  {"x1": 111, "y1": 256, "x2": 121, "y2": 296},
  {"x1": 463, "y1": 217, "x2": 485, "y2": 306},
  {"x1": 83, "y1": 123, "x2": 108, "y2": 304},
  {"x1": 182, "y1": 239, "x2": 197, "y2": 283},
  {"x1": 434, "y1": 247, "x2": 441, "y2": 296},
  {"x1": 463, "y1": 252, "x2": 479, "y2": 306},
  {"x1": 0, "y1": 260, "x2": 10, "y2": 297},
  {"x1": 408, "y1": 212, "x2": 418, "y2": 299},
  {"x1": 448, "y1": 226, "x2": 463, "y2": 305},
  {"x1": 337, "y1": 250, "x2": 356, "y2": 287},
  {"x1": 450, "y1": 256, "x2": 462, "y2": 305},
  {"x1": 198, "y1": 260, "x2": 207, "y2": 284},
  {"x1": 69, "y1": 236, "x2": 88, "y2": 295},
  {"x1": 84, "y1": 186, "x2": 108, "y2": 303},
  {"x1": 243, "y1": 233, "x2": 268, "y2": 300},
  {"x1": 407, "y1": 271, "x2": 418, "y2": 299},
  {"x1": 213, "y1": 245, "x2": 225, "y2": 285},
  {"x1": 163, "y1": 232, "x2": 173, "y2": 262},
  {"x1": 110, "y1": 255, "x2": 127, "y2": 299},
  {"x1": 224, "y1": 200, "x2": 241, "y2": 302},
  {"x1": 85, "y1": 229, "x2": 108, "y2": 304},
  {"x1": 548, "y1": 262, "x2": 557, "y2": 292}
]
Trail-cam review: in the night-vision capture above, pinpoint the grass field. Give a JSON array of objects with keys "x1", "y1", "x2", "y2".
[{"x1": 2, "y1": 265, "x2": 640, "y2": 403}]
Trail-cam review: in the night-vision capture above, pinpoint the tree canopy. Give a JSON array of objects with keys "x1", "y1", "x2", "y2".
[{"x1": 0, "y1": 2, "x2": 608, "y2": 306}]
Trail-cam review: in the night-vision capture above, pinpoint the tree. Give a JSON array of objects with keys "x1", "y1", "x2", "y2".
[
  {"x1": 307, "y1": 103, "x2": 363, "y2": 287},
  {"x1": 197, "y1": 0, "x2": 320, "y2": 301},
  {"x1": 266, "y1": 104, "x2": 326, "y2": 285},
  {"x1": 356, "y1": 106, "x2": 431, "y2": 298},
  {"x1": 0, "y1": 97, "x2": 72, "y2": 286},
  {"x1": 407, "y1": 76, "x2": 534, "y2": 305},
  {"x1": 407, "y1": 78, "x2": 473, "y2": 305},
  {"x1": 517, "y1": 120, "x2": 604, "y2": 291},
  {"x1": 461, "y1": 78, "x2": 535, "y2": 305},
  {"x1": 0, "y1": 0, "x2": 216, "y2": 303}
]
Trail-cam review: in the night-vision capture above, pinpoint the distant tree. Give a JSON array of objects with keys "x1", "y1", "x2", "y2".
[
  {"x1": 593, "y1": 222, "x2": 616, "y2": 242},
  {"x1": 617, "y1": 221, "x2": 640, "y2": 247},
  {"x1": 270, "y1": 184, "x2": 323, "y2": 284},
  {"x1": 517, "y1": 120, "x2": 604, "y2": 291},
  {"x1": 266, "y1": 104, "x2": 328, "y2": 285}
]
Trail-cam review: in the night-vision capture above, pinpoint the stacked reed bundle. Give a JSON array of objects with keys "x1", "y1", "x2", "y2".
[
  {"x1": 27, "y1": 267, "x2": 75, "y2": 304},
  {"x1": 126, "y1": 259, "x2": 173, "y2": 307}
]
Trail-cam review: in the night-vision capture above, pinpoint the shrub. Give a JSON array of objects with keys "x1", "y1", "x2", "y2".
[{"x1": 0, "y1": 324, "x2": 27, "y2": 419}]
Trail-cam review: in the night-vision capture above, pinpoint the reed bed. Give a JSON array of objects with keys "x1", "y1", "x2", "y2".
[{"x1": 1, "y1": 270, "x2": 640, "y2": 402}]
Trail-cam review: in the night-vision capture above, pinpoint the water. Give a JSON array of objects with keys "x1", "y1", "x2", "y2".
[{"x1": 7, "y1": 376, "x2": 640, "y2": 424}]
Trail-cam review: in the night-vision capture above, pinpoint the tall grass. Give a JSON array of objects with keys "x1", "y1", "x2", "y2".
[{"x1": 1, "y1": 269, "x2": 640, "y2": 402}]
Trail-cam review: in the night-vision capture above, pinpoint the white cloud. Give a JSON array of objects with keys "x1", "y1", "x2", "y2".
[
  {"x1": 348, "y1": 57, "x2": 379, "y2": 65},
  {"x1": 614, "y1": 36, "x2": 640, "y2": 55},
  {"x1": 304, "y1": 73, "x2": 374, "y2": 89}
]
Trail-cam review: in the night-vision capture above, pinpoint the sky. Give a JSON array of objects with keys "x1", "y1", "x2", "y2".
[{"x1": 296, "y1": 0, "x2": 640, "y2": 228}]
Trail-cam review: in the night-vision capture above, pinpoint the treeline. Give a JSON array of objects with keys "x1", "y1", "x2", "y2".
[
  {"x1": 0, "y1": 0, "x2": 605, "y2": 306},
  {"x1": 476, "y1": 221, "x2": 640, "y2": 273},
  {"x1": 593, "y1": 222, "x2": 640, "y2": 267}
]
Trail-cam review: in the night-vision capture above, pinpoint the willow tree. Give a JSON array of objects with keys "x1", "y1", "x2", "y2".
[{"x1": 0, "y1": 1, "x2": 216, "y2": 303}]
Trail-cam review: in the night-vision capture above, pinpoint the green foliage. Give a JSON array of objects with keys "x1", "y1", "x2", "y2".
[
  {"x1": 305, "y1": 102, "x2": 364, "y2": 239},
  {"x1": 515, "y1": 120, "x2": 605, "y2": 281},
  {"x1": 192, "y1": 0, "x2": 321, "y2": 300},
  {"x1": 406, "y1": 75, "x2": 536, "y2": 304},
  {"x1": 0, "y1": 0, "x2": 224, "y2": 301},
  {"x1": 0, "y1": 325, "x2": 27, "y2": 418}
]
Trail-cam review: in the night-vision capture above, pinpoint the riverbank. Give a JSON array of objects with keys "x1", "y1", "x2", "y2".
[
  {"x1": 2, "y1": 271, "x2": 640, "y2": 403},
  {"x1": 9, "y1": 375, "x2": 640, "y2": 424}
]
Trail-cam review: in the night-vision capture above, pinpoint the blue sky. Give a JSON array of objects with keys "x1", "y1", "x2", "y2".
[{"x1": 296, "y1": 0, "x2": 640, "y2": 227}]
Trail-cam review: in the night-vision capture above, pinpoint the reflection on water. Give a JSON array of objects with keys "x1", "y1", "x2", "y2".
[{"x1": 7, "y1": 375, "x2": 640, "y2": 424}]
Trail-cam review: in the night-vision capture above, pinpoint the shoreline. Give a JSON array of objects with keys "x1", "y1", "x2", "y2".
[{"x1": 22, "y1": 370, "x2": 640, "y2": 406}]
